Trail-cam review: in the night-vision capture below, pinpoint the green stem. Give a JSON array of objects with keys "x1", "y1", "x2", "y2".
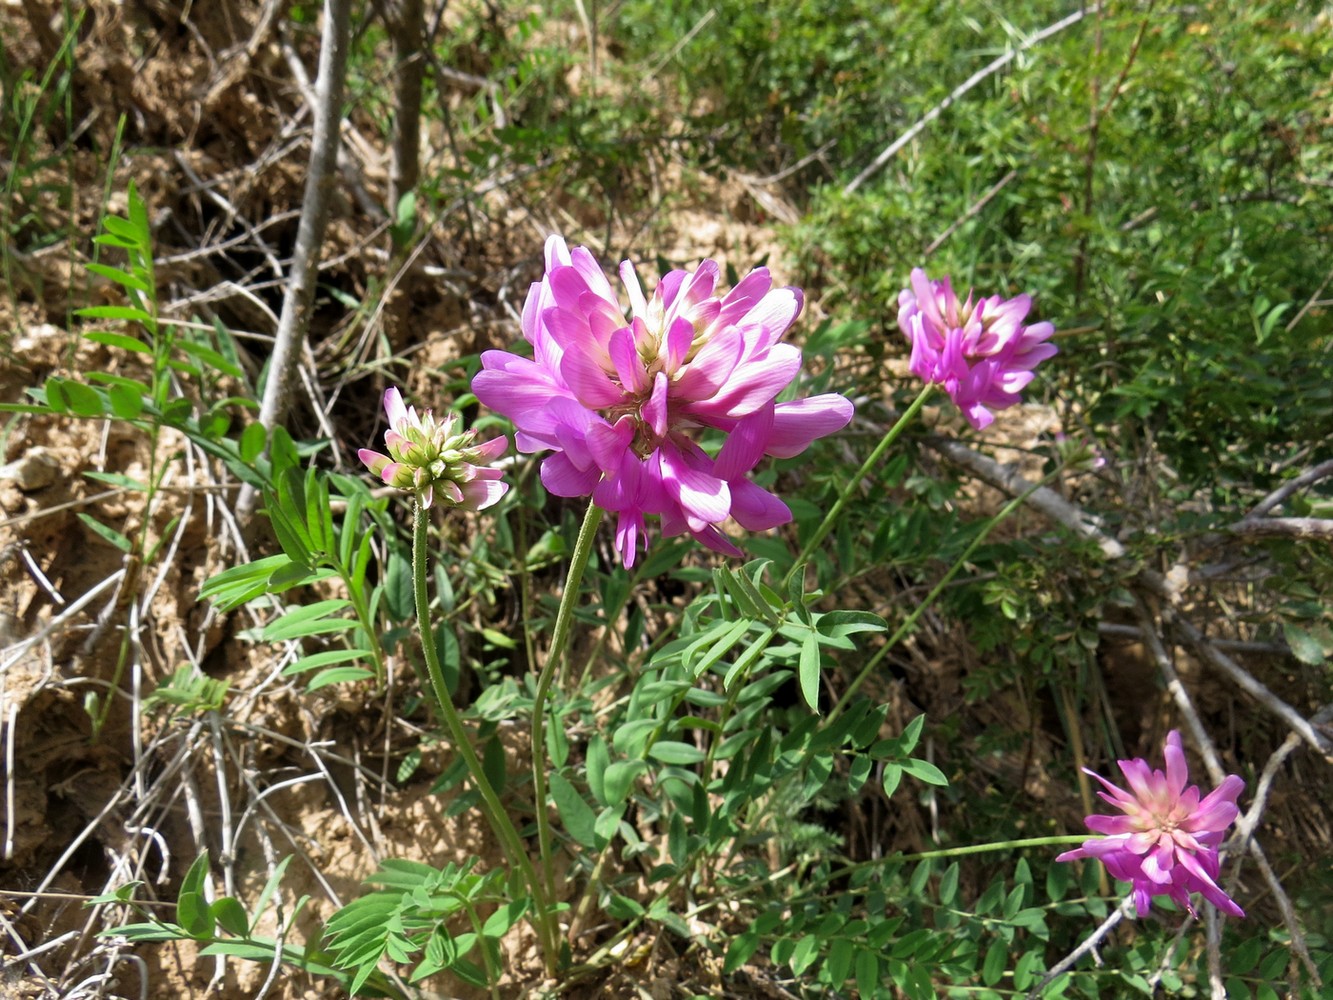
[
  {"x1": 532, "y1": 500, "x2": 604, "y2": 909},
  {"x1": 411, "y1": 501, "x2": 558, "y2": 974},
  {"x1": 811, "y1": 836, "x2": 1090, "y2": 895},
  {"x1": 783, "y1": 384, "x2": 934, "y2": 591},
  {"x1": 886, "y1": 834, "x2": 1088, "y2": 864},
  {"x1": 829, "y1": 470, "x2": 1058, "y2": 720}
]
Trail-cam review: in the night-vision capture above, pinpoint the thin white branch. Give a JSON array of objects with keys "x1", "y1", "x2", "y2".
[
  {"x1": 1027, "y1": 895, "x2": 1135, "y2": 998},
  {"x1": 1242, "y1": 458, "x2": 1333, "y2": 520},
  {"x1": 239, "y1": 0, "x2": 353, "y2": 525},
  {"x1": 927, "y1": 435, "x2": 1333, "y2": 758},
  {"x1": 844, "y1": 6, "x2": 1097, "y2": 194},
  {"x1": 1229, "y1": 516, "x2": 1333, "y2": 541}
]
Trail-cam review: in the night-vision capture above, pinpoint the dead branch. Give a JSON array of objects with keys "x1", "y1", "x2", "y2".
[
  {"x1": 1243, "y1": 458, "x2": 1333, "y2": 520},
  {"x1": 236, "y1": 0, "x2": 352, "y2": 529},
  {"x1": 843, "y1": 6, "x2": 1098, "y2": 195},
  {"x1": 924, "y1": 434, "x2": 1333, "y2": 759},
  {"x1": 1231, "y1": 517, "x2": 1333, "y2": 540}
]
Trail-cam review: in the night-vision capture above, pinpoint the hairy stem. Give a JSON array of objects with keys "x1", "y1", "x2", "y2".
[
  {"x1": 411, "y1": 501, "x2": 558, "y2": 973},
  {"x1": 532, "y1": 500, "x2": 604, "y2": 907},
  {"x1": 784, "y1": 384, "x2": 933, "y2": 591}
]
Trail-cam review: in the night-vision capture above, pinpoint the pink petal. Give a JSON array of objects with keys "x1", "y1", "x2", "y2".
[
  {"x1": 569, "y1": 245, "x2": 617, "y2": 303},
  {"x1": 544, "y1": 234, "x2": 572, "y2": 271},
  {"x1": 664, "y1": 315, "x2": 695, "y2": 371},
  {"x1": 1174, "y1": 848, "x2": 1241, "y2": 915},
  {"x1": 659, "y1": 444, "x2": 730, "y2": 524},
  {"x1": 766, "y1": 395, "x2": 855, "y2": 458},
  {"x1": 615, "y1": 510, "x2": 646, "y2": 567},
  {"x1": 693, "y1": 342, "x2": 802, "y2": 419},
  {"x1": 619, "y1": 260, "x2": 649, "y2": 319},
  {"x1": 673, "y1": 329, "x2": 745, "y2": 401},
  {"x1": 586, "y1": 417, "x2": 635, "y2": 472},
  {"x1": 1117, "y1": 757, "x2": 1161, "y2": 806},
  {"x1": 1085, "y1": 814, "x2": 1136, "y2": 836},
  {"x1": 676, "y1": 260, "x2": 719, "y2": 310},
  {"x1": 1140, "y1": 843, "x2": 1176, "y2": 884},
  {"x1": 655, "y1": 269, "x2": 687, "y2": 312},
  {"x1": 540, "y1": 452, "x2": 600, "y2": 497},
  {"x1": 1163, "y1": 731, "x2": 1190, "y2": 802},
  {"x1": 544, "y1": 304, "x2": 599, "y2": 354},
  {"x1": 735, "y1": 286, "x2": 803, "y2": 351},
  {"x1": 687, "y1": 522, "x2": 744, "y2": 558},
  {"x1": 607, "y1": 327, "x2": 649, "y2": 394},
  {"x1": 909, "y1": 268, "x2": 946, "y2": 331},
  {"x1": 642, "y1": 373, "x2": 669, "y2": 441},
  {"x1": 383, "y1": 387, "x2": 407, "y2": 428},
  {"x1": 520, "y1": 280, "x2": 545, "y2": 346},
  {"x1": 359, "y1": 448, "x2": 391, "y2": 477},
  {"x1": 1086, "y1": 768, "x2": 1138, "y2": 811},
  {"x1": 458, "y1": 477, "x2": 509, "y2": 511},
  {"x1": 1185, "y1": 776, "x2": 1245, "y2": 832},
  {"x1": 471, "y1": 435, "x2": 509, "y2": 462},
  {"x1": 729, "y1": 479, "x2": 791, "y2": 531},
  {"x1": 560, "y1": 345, "x2": 626, "y2": 408},
  {"x1": 713, "y1": 405, "x2": 774, "y2": 480},
  {"x1": 716, "y1": 267, "x2": 773, "y2": 328},
  {"x1": 1132, "y1": 885, "x2": 1154, "y2": 917},
  {"x1": 581, "y1": 292, "x2": 624, "y2": 347}
]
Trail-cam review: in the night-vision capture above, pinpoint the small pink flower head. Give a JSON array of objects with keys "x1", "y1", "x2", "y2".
[
  {"x1": 1056, "y1": 730, "x2": 1245, "y2": 919},
  {"x1": 358, "y1": 387, "x2": 509, "y2": 511},
  {"x1": 472, "y1": 236, "x2": 854, "y2": 567},
  {"x1": 897, "y1": 268, "x2": 1058, "y2": 430}
]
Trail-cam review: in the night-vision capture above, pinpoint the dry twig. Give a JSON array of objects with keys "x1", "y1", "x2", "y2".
[{"x1": 238, "y1": 0, "x2": 353, "y2": 528}]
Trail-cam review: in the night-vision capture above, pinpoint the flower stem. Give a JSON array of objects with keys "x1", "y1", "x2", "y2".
[
  {"x1": 829, "y1": 471, "x2": 1057, "y2": 719},
  {"x1": 532, "y1": 500, "x2": 604, "y2": 910},
  {"x1": 411, "y1": 501, "x2": 558, "y2": 973},
  {"x1": 783, "y1": 384, "x2": 934, "y2": 591},
  {"x1": 810, "y1": 835, "x2": 1091, "y2": 892}
]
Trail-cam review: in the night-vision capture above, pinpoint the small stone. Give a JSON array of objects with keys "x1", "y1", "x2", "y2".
[
  {"x1": 14, "y1": 323, "x2": 65, "y2": 361},
  {"x1": 0, "y1": 448, "x2": 60, "y2": 492}
]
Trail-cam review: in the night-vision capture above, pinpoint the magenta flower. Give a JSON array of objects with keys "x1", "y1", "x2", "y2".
[
  {"x1": 359, "y1": 387, "x2": 509, "y2": 511},
  {"x1": 897, "y1": 268, "x2": 1057, "y2": 430},
  {"x1": 472, "y1": 236, "x2": 854, "y2": 567},
  {"x1": 1056, "y1": 730, "x2": 1245, "y2": 918}
]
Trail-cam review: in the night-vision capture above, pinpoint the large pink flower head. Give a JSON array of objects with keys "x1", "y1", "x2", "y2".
[
  {"x1": 358, "y1": 387, "x2": 509, "y2": 511},
  {"x1": 1056, "y1": 731, "x2": 1246, "y2": 919},
  {"x1": 897, "y1": 267, "x2": 1058, "y2": 430},
  {"x1": 472, "y1": 236, "x2": 854, "y2": 567}
]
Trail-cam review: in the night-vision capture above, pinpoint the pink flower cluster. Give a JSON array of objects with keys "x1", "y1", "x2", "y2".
[
  {"x1": 359, "y1": 387, "x2": 508, "y2": 511},
  {"x1": 473, "y1": 236, "x2": 854, "y2": 567},
  {"x1": 897, "y1": 268, "x2": 1057, "y2": 429},
  {"x1": 1057, "y1": 731, "x2": 1245, "y2": 918}
]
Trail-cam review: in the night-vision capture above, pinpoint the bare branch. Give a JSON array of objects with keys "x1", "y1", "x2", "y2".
[
  {"x1": 234, "y1": 0, "x2": 353, "y2": 529},
  {"x1": 257, "y1": 0, "x2": 353, "y2": 437},
  {"x1": 843, "y1": 6, "x2": 1098, "y2": 195},
  {"x1": 1166, "y1": 611, "x2": 1333, "y2": 759},
  {"x1": 925, "y1": 435, "x2": 1333, "y2": 758},
  {"x1": 1243, "y1": 458, "x2": 1333, "y2": 520},
  {"x1": 1027, "y1": 896, "x2": 1135, "y2": 998},
  {"x1": 924, "y1": 169, "x2": 1019, "y2": 256},
  {"x1": 1231, "y1": 517, "x2": 1333, "y2": 540}
]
